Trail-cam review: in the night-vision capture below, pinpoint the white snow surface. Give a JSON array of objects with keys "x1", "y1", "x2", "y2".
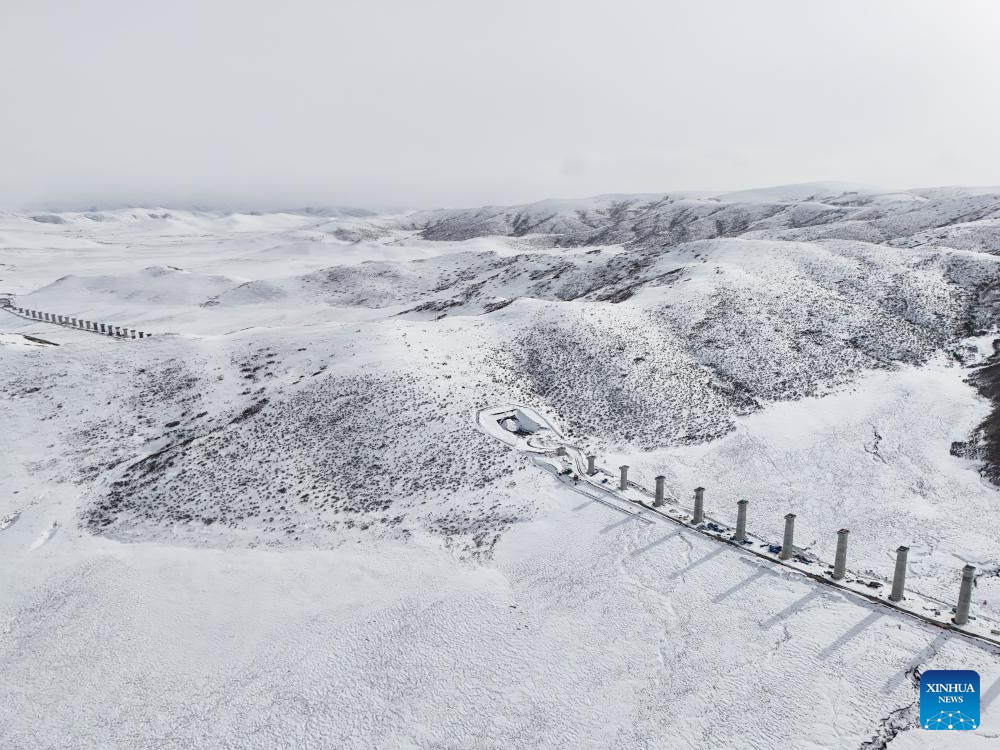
[{"x1": 3, "y1": 192, "x2": 1000, "y2": 748}]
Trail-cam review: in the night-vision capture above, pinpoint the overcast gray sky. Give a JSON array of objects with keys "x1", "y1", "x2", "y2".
[{"x1": 2, "y1": 0, "x2": 999, "y2": 211}]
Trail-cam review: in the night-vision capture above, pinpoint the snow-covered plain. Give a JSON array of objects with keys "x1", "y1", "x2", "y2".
[{"x1": 3, "y1": 187, "x2": 1000, "y2": 748}]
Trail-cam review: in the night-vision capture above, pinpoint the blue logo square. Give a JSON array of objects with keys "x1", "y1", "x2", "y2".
[{"x1": 921, "y1": 670, "x2": 980, "y2": 730}]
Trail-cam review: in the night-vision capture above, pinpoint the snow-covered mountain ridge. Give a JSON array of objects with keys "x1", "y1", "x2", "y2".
[{"x1": 399, "y1": 184, "x2": 1000, "y2": 254}]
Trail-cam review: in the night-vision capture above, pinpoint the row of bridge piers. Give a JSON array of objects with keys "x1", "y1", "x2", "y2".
[
  {"x1": 8, "y1": 306, "x2": 151, "y2": 339},
  {"x1": 591, "y1": 458, "x2": 980, "y2": 628}
]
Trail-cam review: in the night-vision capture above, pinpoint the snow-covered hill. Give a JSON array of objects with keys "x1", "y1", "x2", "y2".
[
  {"x1": 3, "y1": 187, "x2": 1000, "y2": 748},
  {"x1": 399, "y1": 184, "x2": 1000, "y2": 257}
]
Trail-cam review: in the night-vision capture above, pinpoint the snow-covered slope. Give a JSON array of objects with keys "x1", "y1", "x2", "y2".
[
  {"x1": 3, "y1": 188, "x2": 1000, "y2": 748},
  {"x1": 401, "y1": 185, "x2": 1000, "y2": 257}
]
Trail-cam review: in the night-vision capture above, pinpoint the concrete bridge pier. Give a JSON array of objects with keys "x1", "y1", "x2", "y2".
[
  {"x1": 693, "y1": 486, "x2": 705, "y2": 524},
  {"x1": 779, "y1": 513, "x2": 796, "y2": 560},
  {"x1": 954, "y1": 564, "x2": 976, "y2": 626},
  {"x1": 889, "y1": 546, "x2": 909, "y2": 602},
  {"x1": 833, "y1": 529, "x2": 849, "y2": 580},
  {"x1": 734, "y1": 499, "x2": 748, "y2": 542}
]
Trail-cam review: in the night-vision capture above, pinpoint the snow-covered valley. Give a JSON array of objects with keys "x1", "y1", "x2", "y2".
[{"x1": 3, "y1": 186, "x2": 1000, "y2": 748}]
